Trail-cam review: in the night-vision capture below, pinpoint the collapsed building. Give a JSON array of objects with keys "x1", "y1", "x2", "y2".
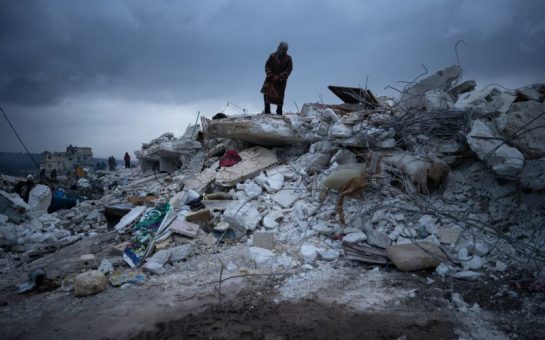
[{"x1": 1, "y1": 64, "x2": 545, "y2": 338}]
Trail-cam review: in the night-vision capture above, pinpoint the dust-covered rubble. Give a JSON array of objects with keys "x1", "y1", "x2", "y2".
[{"x1": 1, "y1": 64, "x2": 545, "y2": 338}]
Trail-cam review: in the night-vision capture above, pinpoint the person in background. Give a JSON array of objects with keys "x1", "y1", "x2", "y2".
[
  {"x1": 260, "y1": 41, "x2": 293, "y2": 115},
  {"x1": 23, "y1": 174, "x2": 34, "y2": 203},
  {"x1": 108, "y1": 156, "x2": 116, "y2": 171},
  {"x1": 124, "y1": 152, "x2": 131, "y2": 169}
]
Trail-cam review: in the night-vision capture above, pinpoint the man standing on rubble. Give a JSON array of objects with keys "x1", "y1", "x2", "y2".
[
  {"x1": 261, "y1": 41, "x2": 292, "y2": 115},
  {"x1": 124, "y1": 152, "x2": 131, "y2": 169}
]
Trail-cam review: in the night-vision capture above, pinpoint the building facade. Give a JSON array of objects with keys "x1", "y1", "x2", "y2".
[{"x1": 42, "y1": 145, "x2": 93, "y2": 175}]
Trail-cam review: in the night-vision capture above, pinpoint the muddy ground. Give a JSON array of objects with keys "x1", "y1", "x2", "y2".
[{"x1": 2, "y1": 254, "x2": 544, "y2": 340}]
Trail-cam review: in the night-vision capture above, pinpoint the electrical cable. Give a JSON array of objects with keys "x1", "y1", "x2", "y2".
[{"x1": 0, "y1": 105, "x2": 41, "y2": 171}]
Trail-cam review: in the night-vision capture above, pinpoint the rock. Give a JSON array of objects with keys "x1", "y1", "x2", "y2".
[
  {"x1": 467, "y1": 119, "x2": 524, "y2": 177},
  {"x1": 435, "y1": 263, "x2": 453, "y2": 277},
  {"x1": 169, "y1": 244, "x2": 192, "y2": 262},
  {"x1": 495, "y1": 261, "x2": 508, "y2": 272},
  {"x1": 418, "y1": 215, "x2": 439, "y2": 235},
  {"x1": 272, "y1": 190, "x2": 301, "y2": 209},
  {"x1": 454, "y1": 271, "x2": 482, "y2": 281},
  {"x1": 293, "y1": 152, "x2": 331, "y2": 175},
  {"x1": 98, "y1": 259, "x2": 114, "y2": 275},
  {"x1": 421, "y1": 89, "x2": 455, "y2": 111},
  {"x1": 520, "y1": 157, "x2": 545, "y2": 191},
  {"x1": 265, "y1": 174, "x2": 284, "y2": 192},
  {"x1": 143, "y1": 261, "x2": 166, "y2": 275},
  {"x1": 246, "y1": 247, "x2": 276, "y2": 268},
  {"x1": 27, "y1": 185, "x2": 52, "y2": 217},
  {"x1": 452, "y1": 293, "x2": 468, "y2": 312},
  {"x1": 312, "y1": 222, "x2": 334, "y2": 236},
  {"x1": 147, "y1": 249, "x2": 170, "y2": 266},
  {"x1": 462, "y1": 255, "x2": 484, "y2": 270},
  {"x1": 365, "y1": 228, "x2": 391, "y2": 249},
  {"x1": 300, "y1": 244, "x2": 323, "y2": 264},
  {"x1": 240, "y1": 181, "x2": 262, "y2": 198},
  {"x1": 320, "y1": 249, "x2": 340, "y2": 261},
  {"x1": 455, "y1": 86, "x2": 515, "y2": 113},
  {"x1": 343, "y1": 232, "x2": 367, "y2": 243},
  {"x1": 330, "y1": 149, "x2": 357, "y2": 165},
  {"x1": 253, "y1": 232, "x2": 276, "y2": 250},
  {"x1": 468, "y1": 242, "x2": 489, "y2": 256},
  {"x1": 79, "y1": 254, "x2": 98, "y2": 270},
  {"x1": 400, "y1": 65, "x2": 461, "y2": 110},
  {"x1": 74, "y1": 270, "x2": 107, "y2": 297},
  {"x1": 262, "y1": 210, "x2": 283, "y2": 229},
  {"x1": 222, "y1": 201, "x2": 261, "y2": 236},
  {"x1": 329, "y1": 121, "x2": 353, "y2": 138},
  {"x1": 515, "y1": 83, "x2": 545, "y2": 102},
  {"x1": 386, "y1": 242, "x2": 448, "y2": 271},
  {"x1": 168, "y1": 217, "x2": 200, "y2": 238},
  {"x1": 499, "y1": 101, "x2": 545, "y2": 159}
]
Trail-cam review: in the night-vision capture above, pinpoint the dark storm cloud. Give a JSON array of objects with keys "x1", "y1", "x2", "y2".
[{"x1": 0, "y1": 0, "x2": 544, "y2": 157}]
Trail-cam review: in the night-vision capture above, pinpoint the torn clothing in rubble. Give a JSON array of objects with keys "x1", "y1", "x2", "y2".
[
  {"x1": 260, "y1": 47, "x2": 293, "y2": 107},
  {"x1": 219, "y1": 150, "x2": 242, "y2": 168}
]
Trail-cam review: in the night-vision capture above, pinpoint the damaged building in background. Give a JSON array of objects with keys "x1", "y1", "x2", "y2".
[
  {"x1": 1, "y1": 64, "x2": 545, "y2": 338},
  {"x1": 42, "y1": 145, "x2": 94, "y2": 176}
]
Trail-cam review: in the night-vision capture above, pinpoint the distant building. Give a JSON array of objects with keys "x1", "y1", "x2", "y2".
[{"x1": 42, "y1": 145, "x2": 93, "y2": 175}]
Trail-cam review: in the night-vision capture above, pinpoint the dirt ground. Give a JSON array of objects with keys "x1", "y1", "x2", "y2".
[
  {"x1": 1, "y1": 244, "x2": 544, "y2": 340},
  {"x1": 129, "y1": 298, "x2": 454, "y2": 340}
]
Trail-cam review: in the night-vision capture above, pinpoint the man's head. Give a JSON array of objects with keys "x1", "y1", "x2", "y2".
[{"x1": 277, "y1": 41, "x2": 288, "y2": 56}]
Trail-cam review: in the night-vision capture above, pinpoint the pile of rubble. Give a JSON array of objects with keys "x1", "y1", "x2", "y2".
[{"x1": 1, "y1": 65, "x2": 544, "y2": 300}]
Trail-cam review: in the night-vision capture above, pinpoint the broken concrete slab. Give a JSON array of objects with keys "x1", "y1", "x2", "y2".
[
  {"x1": 497, "y1": 101, "x2": 545, "y2": 159},
  {"x1": 114, "y1": 206, "x2": 147, "y2": 233},
  {"x1": 421, "y1": 89, "x2": 455, "y2": 111},
  {"x1": 168, "y1": 244, "x2": 192, "y2": 263},
  {"x1": 136, "y1": 132, "x2": 202, "y2": 172},
  {"x1": 246, "y1": 246, "x2": 276, "y2": 268},
  {"x1": 272, "y1": 190, "x2": 301, "y2": 209},
  {"x1": 167, "y1": 217, "x2": 200, "y2": 238},
  {"x1": 183, "y1": 167, "x2": 217, "y2": 194},
  {"x1": 400, "y1": 65, "x2": 461, "y2": 110},
  {"x1": 222, "y1": 200, "x2": 261, "y2": 236},
  {"x1": 466, "y1": 119, "x2": 525, "y2": 177},
  {"x1": 448, "y1": 80, "x2": 477, "y2": 98},
  {"x1": 300, "y1": 244, "x2": 324, "y2": 264},
  {"x1": 215, "y1": 147, "x2": 278, "y2": 187},
  {"x1": 386, "y1": 242, "x2": 448, "y2": 271},
  {"x1": 202, "y1": 115, "x2": 303, "y2": 146},
  {"x1": 455, "y1": 86, "x2": 515, "y2": 114}
]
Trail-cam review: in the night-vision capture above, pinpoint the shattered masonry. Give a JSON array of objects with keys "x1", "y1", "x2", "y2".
[{"x1": 1, "y1": 64, "x2": 545, "y2": 338}]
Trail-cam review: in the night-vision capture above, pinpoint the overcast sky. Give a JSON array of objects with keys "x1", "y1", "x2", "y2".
[{"x1": 1, "y1": 0, "x2": 544, "y2": 158}]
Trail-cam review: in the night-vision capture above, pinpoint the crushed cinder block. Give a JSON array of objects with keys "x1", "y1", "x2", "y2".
[{"x1": 253, "y1": 232, "x2": 276, "y2": 250}]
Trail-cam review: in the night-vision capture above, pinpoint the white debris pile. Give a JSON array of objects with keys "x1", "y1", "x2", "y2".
[{"x1": 1, "y1": 65, "x2": 544, "y2": 303}]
